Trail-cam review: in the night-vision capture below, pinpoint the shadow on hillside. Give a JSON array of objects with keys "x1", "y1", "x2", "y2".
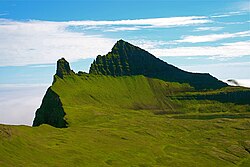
[{"x1": 171, "y1": 113, "x2": 250, "y2": 120}]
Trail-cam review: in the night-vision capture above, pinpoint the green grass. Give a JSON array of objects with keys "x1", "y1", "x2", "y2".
[{"x1": 1, "y1": 74, "x2": 250, "y2": 166}]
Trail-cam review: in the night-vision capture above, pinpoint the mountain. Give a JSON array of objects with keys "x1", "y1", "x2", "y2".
[
  {"x1": 32, "y1": 40, "x2": 250, "y2": 128},
  {"x1": 89, "y1": 40, "x2": 227, "y2": 90},
  {"x1": 1, "y1": 40, "x2": 250, "y2": 166},
  {"x1": 33, "y1": 58, "x2": 193, "y2": 127}
]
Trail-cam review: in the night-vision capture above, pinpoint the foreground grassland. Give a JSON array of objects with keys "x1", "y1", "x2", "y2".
[
  {"x1": 1, "y1": 113, "x2": 250, "y2": 166},
  {"x1": 1, "y1": 75, "x2": 250, "y2": 166}
]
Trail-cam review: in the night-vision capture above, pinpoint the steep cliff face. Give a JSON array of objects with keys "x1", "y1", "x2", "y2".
[
  {"x1": 89, "y1": 40, "x2": 227, "y2": 90},
  {"x1": 33, "y1": 87, "x2": 67, "y2": 128},
  {"x1": 32, "y1": 58, "x2": 73, "y2": 128}
]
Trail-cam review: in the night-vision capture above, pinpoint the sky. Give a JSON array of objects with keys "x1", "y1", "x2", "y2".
[{"x1": 0, "y1": 0, "x2": 249, "y2": 125}]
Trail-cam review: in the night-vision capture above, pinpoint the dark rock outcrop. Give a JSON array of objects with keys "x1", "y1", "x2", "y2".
[
  {"x1": 89, "y1": 40, "x2": 227, "y2": 90},
  {"x1": 194, "y1": 91, "x2": 250, "y2": 105},
  {"x1": 33, "y1": 87, "x2": 67, "y2": 128},
  {"x1": 56, "y1": 58, "x2": 74, "y2": 78},
  {"x1": 227, "y1": 79, "x2": 240, "y2": 86},
  {"x1": 172, "y1": 90, "x2": 250, "y2": 105}
]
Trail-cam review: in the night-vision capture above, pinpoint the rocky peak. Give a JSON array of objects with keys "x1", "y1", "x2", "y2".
[
  {"x1": 56, "y1": 58, "x2": 73, "y2": 78},
  {"x1": 112, "y1": 39, "x2": 126, "y2": 48},
  {"x1": 111, "y1": 39, "x2": 142, "y2": 55},
  {"x1": 89, "y1": 40, "x2": 227, "y2": 90}
]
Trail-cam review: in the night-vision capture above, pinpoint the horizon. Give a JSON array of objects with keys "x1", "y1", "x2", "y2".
[{"x1": 0, "y1": 0, "x2": 250, "y2": 125}]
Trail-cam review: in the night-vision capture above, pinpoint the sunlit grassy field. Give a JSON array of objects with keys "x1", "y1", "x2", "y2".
[{"x1": 1, "y1": 74, "x2": 249, "y2": 166}]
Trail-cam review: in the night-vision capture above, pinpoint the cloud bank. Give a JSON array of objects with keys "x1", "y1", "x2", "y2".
[
  {"x1": 0, "y1": 16, "x2": 211, "y2": 66},
  {"x1": 66, "y1": 16, "x2": 210, "y2": 28},
  {"x1": 174, "y1": 31, "x2": 250, "y2": 43},
  {"x1": 0, "y1": 15, "x2": 249, "y2": 66},
  {"x1": 145, "y1": 41, "x2": 250, "y2": 58},
  {"x1": 0, "y1": 19, "x2": 116, "y2": 66},
  {"x1": 0, "y1": 84, "x2": 49, "y2": 125},
  {"x1": 193, "y1": 27, "x2": 224, "y2": 32}
]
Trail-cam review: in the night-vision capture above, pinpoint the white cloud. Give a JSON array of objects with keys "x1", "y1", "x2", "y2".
[
  {"x1": 136, "y1": 41, "x2": 250, "y2": 58},
  {"x1": 0, "y1": 19, "x2": 117, "y2": 66},
  {"x1": 0, "y1": 16, "x2": 212, "y2": 66},
  {"x1": 194, "y1": 27, "x2": 224, "y2": 32},
  {"x1": 236, "y1": 79, "x2": 250, "y2": 88},
  {"x1": 0, "y1": 84, "x2": 49, "y2": 126},
  {"x1": 211, "y1": 14, "x2": 232, "y2": 18},
  {"x1": 66, "y1": 16, "x2": 211, "y2": 32},
  {"x1": 66, "y1": 16, "x2": 211, "y2": 28},
  {"x1": 129, "y1": 39, "x2": 171, "y2": 49},
  {"x1": 180, "y1": 62, "x2": 250, "y2": 82},
  {"x1": 211, "y1": 11, "x2": 248, "y2": 18},
  {"x1": 104, "y1": 27, "x2": 141, "y2": 32},
  {"x1": 174, "y1": 31, "x2": 250, "y2": 43},
  {"x1": 28, "y1": 64, "x2": 55, "y2": 68},
  {"x1": 216, "y1": 21, "x2": 246, "y2": 25}
]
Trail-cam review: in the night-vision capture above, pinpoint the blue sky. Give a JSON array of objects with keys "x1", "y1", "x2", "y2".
[
  {"x1": 0, "y1": 0, "x2": 249, "y2": 82},
  {"x1": 0, "y1": 0, "x2": 249, "y2": 125},
  {"x1": 1, "y1": 0, "x2": 243, "y2": 20}
]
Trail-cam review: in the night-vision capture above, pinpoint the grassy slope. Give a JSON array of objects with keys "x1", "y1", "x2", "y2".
[
  {"x1": 1, "y1": 74, "x2": 250, "y2": 166},
  {"x1": 52, "y1": 74, "x2": 192, "y2": 126}
]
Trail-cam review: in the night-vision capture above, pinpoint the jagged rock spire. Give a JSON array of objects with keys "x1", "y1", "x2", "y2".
[{"x1": 56, "y1": 58, "x2": 74, "y2": 78}]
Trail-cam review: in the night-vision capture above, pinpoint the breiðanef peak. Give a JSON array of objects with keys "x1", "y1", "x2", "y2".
[{"x1": 89, "y1": 40, "x2": 227, "y2": 90}]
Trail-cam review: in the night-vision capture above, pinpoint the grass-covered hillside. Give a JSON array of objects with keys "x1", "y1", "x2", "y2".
[
  {"x1": 34, "y1": 72, "x2": 250, "y2": 128},
  {"x1": 1, "y1": 40, "x2": 250, "y2": 166},
  {"x1": 1, "y1": 72, "x2": 250, "y2": 166}
]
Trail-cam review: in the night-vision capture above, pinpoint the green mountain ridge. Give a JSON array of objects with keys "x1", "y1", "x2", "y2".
[
  {"x1": 33, "y1": 40, "x2": 250, "y2": 128},
  {"x1": 89, "y1": 40, "x2": 227, "y2": 90},
  {"x1": 1, "y1": 40, "x2": 250, "y2": 166}
]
